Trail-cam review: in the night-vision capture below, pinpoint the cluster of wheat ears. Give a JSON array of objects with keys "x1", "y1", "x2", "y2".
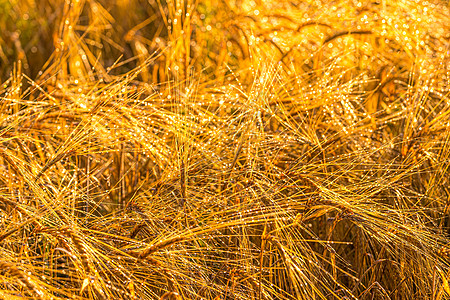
[{"x1": 0, "y1": 0, "x2": 449, "y2": 299}]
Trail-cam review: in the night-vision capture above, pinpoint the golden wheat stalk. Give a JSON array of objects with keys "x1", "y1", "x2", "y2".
[{"x1": 0, "y1": 261, "x2": 44, "y2": 299}]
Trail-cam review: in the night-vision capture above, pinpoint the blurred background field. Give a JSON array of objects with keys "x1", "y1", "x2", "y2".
[{"x1": 0, "y1": 0, "x2": 449, "y2": 299}]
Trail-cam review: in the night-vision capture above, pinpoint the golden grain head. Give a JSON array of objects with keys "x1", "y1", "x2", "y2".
[{"x1": 0, "y1": 0, "x2": 449, "y2": 299}]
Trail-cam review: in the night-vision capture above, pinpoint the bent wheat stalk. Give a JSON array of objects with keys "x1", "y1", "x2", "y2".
[{"x1": 129, "y1": 235, "x2": 186, "y2": 260}]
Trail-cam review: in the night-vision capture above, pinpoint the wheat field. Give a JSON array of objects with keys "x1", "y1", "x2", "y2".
[{"x1": 0, "y1": 0, "x2": 449, "y2": 299}]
